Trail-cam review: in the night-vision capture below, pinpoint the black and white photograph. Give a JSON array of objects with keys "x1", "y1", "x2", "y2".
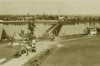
[{"x1": 0, "y1": 0, "x2": 100, "y2": 66}]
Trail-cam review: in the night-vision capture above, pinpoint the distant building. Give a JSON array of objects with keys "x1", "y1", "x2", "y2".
[
  {"x1": 89, "y1": 23, "x2": 97, "y2": 36},
  {"x1": 58, "y1": 17, "x2": 66, "y2": 22},
  {"x1": 90, "y1": 28, "x2": 97, "y2": 36},
  {"x1": 83, "y1": 22, "x2": 97, "y2": 36},
  {"x1": 59, "y1": 17, "x2": 65, "y2": 20},
  {"x1": 83, "y1": 27, "x2": 97, "y2": 36},
  {"x1": 84, "y1": 23, "x2": 97, "y2": 36}
]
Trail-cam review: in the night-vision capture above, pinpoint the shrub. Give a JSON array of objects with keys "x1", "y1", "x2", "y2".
[{"x1": 1, "y1": 28, "x2": 9, "y2": 42}]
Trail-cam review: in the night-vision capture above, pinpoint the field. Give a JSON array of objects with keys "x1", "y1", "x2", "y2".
[
  {"x1": 0, "y1": 45, "x2": 21, "y2": 64},
  {"x1": 40, "y1": 36, "x2": 100, "y2": 66}
]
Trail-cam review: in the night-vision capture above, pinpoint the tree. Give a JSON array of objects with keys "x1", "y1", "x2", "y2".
[
  {"x1": 1, "y1": 28, "x2": 8, "y2": 41},
  {"x1": 19, "y1": 29, "x2": 25, "y2": 43},
  {"x1": 8, "y1": 32, "x2": 16, "y2": 46},
  {"x1": 27, "y1": 17, "x2": 36, "y2": 41}
]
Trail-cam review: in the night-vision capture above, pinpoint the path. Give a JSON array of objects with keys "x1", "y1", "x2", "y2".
[{"x1": 0, "y1": 41, "x2": 56, "y2": 66}]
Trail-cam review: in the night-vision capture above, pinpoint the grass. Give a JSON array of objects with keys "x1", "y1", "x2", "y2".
[
  {"x1": 0, "y1": 45, "x2": 21, "y2": 64},
  {"x1": 40, "y1": 36, "x2": 100, "y2": 66},
  {"x1": 59, "y1": 34, "x2": 87, "y2": 40}
]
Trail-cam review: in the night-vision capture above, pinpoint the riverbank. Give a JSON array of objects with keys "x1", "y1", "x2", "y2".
[
  {"x1": 55, "y1": 34, "x2": 88, "y2": 41},
  {"x1": 0, "y1": 20, "x2": 58, "y2": 25}
]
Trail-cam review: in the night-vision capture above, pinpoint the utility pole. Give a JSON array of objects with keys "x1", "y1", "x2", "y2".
[{"x1": 59, "y1": 8, "x2": 61, "y2": 17}]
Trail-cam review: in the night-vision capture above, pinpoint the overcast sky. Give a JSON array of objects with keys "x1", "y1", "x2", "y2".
[{"x1": 0, "y1": 0, "x2": 100, "y2": 15}]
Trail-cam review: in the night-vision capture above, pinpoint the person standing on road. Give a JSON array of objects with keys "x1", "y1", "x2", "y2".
[
  {"x1": 31, "y1": 39, "x2": 36, "y2": 52},
  {"x1": 25, "y1": 44, "x2": 29, "y2": 56},
  {"x1": 49, "y1": 33, "x2": 55, "y2": 41}
]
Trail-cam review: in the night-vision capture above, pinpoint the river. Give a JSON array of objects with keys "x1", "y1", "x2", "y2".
[{"x1": 0, "y1": 22, "x2": 100, "y2": 39}]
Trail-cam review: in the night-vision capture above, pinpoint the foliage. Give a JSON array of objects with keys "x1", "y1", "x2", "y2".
[
  {"x1": 19, "y1": 29, "x2": 25, "y2": 37},
  {"x1": 8, "y1": 32, "x2": 16, "y2": 46},
  {"x1": 28, "y1": 22, "x2": 35, "y2": 34},
  {"x1": 27, "y1": 17, "x2": 36, "y2": 41},
  {"x1": 1, "y1": 14, "x2": 100, "y2": 22},
  {"x1": 19, "y1": 29, "x2": 26, "y2": 42},
  {"x1": 1, "y1": 28, "x2": 9, "y2": 41}
]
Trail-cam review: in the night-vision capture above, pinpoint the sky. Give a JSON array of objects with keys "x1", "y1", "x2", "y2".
[{"x1": 0, "y1": 0, "x2": 100, "y2": 15}]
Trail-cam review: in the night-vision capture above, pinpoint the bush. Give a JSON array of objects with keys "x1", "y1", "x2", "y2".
[
  {"x1": 1, "y1": 28, "x2": 9, "y2": 42},
  {"x1": 14, "y1": 51, "x2": 22, "y2": 58}
]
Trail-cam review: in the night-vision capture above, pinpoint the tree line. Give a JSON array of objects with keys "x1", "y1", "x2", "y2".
[
  {"x1": 0, "y1": 14, "x2": 100, "y2": 24},
  {"x1": 0, "y1": 14, "x2": 59, "y2": 21}
]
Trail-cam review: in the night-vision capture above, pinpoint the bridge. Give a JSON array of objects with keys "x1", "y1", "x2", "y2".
[{"x1": 46, "y1": 19, "x2": 64, "y2": 37}]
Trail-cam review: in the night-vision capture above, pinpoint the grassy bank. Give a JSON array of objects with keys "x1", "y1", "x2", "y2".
[
  {"x1": 59, "y1": 34, "x2": 87, "y2": 39},
  {"x1": 0, "y1": 45, "x2": 21, "y2": 64},
  {"x1": 40, "y1": 36, "x2": 100, "y2": 66},
  {"x1": 0, "y1": 20, "x2": 57, "y2": 25}
]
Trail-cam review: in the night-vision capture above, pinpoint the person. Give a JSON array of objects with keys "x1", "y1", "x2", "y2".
[
  {"x1": 25, "y1": 44, "x2": 29, "y2": 56},
  {"x1": 32, "y1": 39, "x2": 36, "y2": 46},
  {"x1": 31, "y1": 39, "x2": 36, "y2": 52},
  {"x1": 49, "y1": 33, "x2": 55, "y2": 41}
]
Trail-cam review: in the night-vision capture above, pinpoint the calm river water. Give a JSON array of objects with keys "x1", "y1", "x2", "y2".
[{"x1": 0, "y1": 23, "x2": 100, "y2": 39}]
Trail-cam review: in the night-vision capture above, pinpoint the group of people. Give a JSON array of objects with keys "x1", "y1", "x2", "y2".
[
  {"x1": 18, "y1": 33, "x2": 55, "y2": 56},
  {"x1": 20, "y1": 39, "x2": 37, "y2": 56}
]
